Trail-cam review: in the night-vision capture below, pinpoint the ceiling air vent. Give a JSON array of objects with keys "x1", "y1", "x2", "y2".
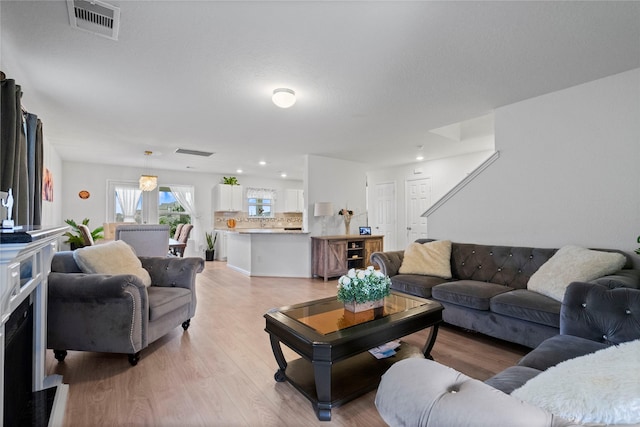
[
  {"x1": 175, "y1": 148, "x2": 215, "y2": 157},
  {"x1": 67, "y1": 0, "x2": 120, "y2": 40}
]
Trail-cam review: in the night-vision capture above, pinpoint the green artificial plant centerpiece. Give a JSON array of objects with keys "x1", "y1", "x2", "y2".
[
  {"x1": 337, "y1": 266, "x2": 391, "y2": 304},
  {"x1": 63, "y1": 218, "x2": 104, "y2": 249}
]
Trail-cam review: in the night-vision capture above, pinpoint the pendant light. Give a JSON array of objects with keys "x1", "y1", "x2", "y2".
[{"x1": 139, "y1": 151, "x2": 158, "y2": 191}]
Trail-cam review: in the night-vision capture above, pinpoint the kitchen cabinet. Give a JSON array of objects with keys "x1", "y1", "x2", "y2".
[
  {"x1": 214, "y1": 184, "x2": 243, "y2": 211},
  {"x1": 214, "y1": 230, "x2": 228, "y2": 260},
  {"x1": 311, "y1": 235, "x2": 384, "y2": 281},
  {"x1": 283, "y1": 189, "x2": 304, "y2": 212}
]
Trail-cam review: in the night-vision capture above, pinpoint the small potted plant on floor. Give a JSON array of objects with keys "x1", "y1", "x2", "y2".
[
  {"x1": 205, "y1": 231, "x2": 217, "y2": 261},
  {"x1": 63, "y1": 218, "x2": 104, "y2": 250}
]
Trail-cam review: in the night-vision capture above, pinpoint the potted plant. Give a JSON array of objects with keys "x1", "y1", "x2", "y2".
[
  {"x1": 337, "y1": 266, "x2": 391, "y2": 312},
  {"x1": 205, "y1": 231, "x2": 217, "y2": 261},
  {"x1": 222, "y1": 176, "x2": 239, "y2": 185},
  {"x1": 63, "y1": 218, "x2": 104, "y2": 250}
]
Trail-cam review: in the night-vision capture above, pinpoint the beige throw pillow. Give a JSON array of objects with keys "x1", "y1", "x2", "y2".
[
  {"x1": 73, "y1": 240, "x2": 152, "y2": 287},
  {"x1": 398, "y1": 240, "x2": 452, "y2": 278},
  {"x1": 527, "y1": 245, "x2": 626, "y2": 302}
]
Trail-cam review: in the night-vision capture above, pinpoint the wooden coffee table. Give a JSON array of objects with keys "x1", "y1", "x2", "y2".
[{"x1": 264, "y1": 291, "x2": 443, "y2": 421}]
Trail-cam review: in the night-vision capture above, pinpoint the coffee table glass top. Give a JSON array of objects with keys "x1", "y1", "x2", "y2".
[{"x1": 281, "y1": 293, "x2": 429, "y2": 335}]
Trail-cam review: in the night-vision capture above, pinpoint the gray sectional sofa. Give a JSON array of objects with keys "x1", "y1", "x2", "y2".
[
  {"x1": 370, "y1": 240, "x2": 639, "y2": 348},
  {"x1": 375, "y1": 282, "x2": 640, "y2": 426}
]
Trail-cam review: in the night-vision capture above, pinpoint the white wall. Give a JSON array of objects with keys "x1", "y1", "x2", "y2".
[
  {"x1": 59, "y1": 161, "x2": 302, "y2": 256},
  {"x1": 367, "y1": 149, "x2": 495, "y2": 250},
  {"x1": 428, "y1": 68, "x2": 640, "y2": 266},
  {"x1": 305, "y1": 155, "x2": 368, "y2": 236}
]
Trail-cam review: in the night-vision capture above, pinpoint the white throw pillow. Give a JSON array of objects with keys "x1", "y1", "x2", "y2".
[
  {"x1": 511, "y1": 339, "x2": 640, "y2": 424},
  {"x1": 73, "y1": 240, "x2": 152, "y2": 286},
  {"x1": 527, "y1": 245, "x2": 626, "y2": 302},
  {"x1": 398, "y1": 240, "x2": 452, "y2": 279}
]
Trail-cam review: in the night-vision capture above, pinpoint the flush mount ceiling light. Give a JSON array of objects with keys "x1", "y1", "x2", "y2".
[
  {"x1": 139, "y1": 150, "x2": 158, "y2": 191},
  {"x1": 272, "y1": 88, "x2": 296, "y2": 108}
]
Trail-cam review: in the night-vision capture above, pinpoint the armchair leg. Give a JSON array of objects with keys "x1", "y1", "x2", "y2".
[
  {"x1": 182, "y1": 319, "x2": 191, "y2": 330},
  {"x1": 128, "y1": 352, "x2": 141, "y2": 366},
  {"x1": 53, "y1": 350, "x2": 67, "y2": 362}
]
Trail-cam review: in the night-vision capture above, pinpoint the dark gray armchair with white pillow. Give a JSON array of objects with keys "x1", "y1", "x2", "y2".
[
  {"x1": 375, "y1": 282, "x2": 640, "y2": 426},
  {"x1": 47, "y1": 251, "x2": 204, "y2": 365}
]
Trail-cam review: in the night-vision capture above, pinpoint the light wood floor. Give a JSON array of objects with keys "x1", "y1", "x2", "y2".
[{"x1": 47, "y1": 261, "x2": 529, "y2": 426}]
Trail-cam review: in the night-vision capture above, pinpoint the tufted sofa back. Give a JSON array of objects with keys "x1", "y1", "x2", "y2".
[
  {"x1": 416, "y1": 240, "x2": 557, "y2": 290},
  {"x1": 561, "y1": 281, "x2": 640, "y2": 345}
]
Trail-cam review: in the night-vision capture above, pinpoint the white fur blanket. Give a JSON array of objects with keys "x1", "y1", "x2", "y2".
[{"x1": 512, "y1": 339, "x2": 640, "y2": 424}]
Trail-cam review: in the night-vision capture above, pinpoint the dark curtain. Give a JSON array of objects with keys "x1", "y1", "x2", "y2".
[{"x1": 1, "y1": 73, "x2": 43, "y2": 226}]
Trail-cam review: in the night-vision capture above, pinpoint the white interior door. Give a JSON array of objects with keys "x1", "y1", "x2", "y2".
[
  {"x1": 405, "y1": 178, "x2": 431, "y2": 244},
  {"x1": 371, "y1": 182, "x2": 396, "y2": 250}
]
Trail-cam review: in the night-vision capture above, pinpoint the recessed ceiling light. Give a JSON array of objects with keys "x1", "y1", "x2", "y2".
[
  {"x1": 236, "y1": 169, "x2": 243, "y2": 174},
  {"x1": 259, "y1": 161, "x2": 266, "y2": 166},
  {"x1": 280, "y1": 172, "x2": 287, "y2": 178},
  {"x1": 272, "y1": 88, "x2": 296, "y2": 108},
  {"x1": 416, "y1": 155, "x2": 424, "y2": 161}
]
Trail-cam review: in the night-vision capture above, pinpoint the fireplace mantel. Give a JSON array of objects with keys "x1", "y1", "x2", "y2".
[{"x1": 0, "y1": 225, "x2": 69, "y2": 425}]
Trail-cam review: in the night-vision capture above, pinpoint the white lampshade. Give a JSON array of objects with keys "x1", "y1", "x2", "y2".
[
  {"x1": 272, "y1": 88, "x2": 296, "y2": 108},
  {"x1": 314, "y1": 202, "x2": 334, "y2": 217},
  {"x1": 139, "y1": 174, "x2": 158, "y2": 191}
]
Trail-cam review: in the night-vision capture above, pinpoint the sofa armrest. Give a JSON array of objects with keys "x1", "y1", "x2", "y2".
[
  {"x1": 47, "y1": 272, "x2": 148, "y2": 353},
  {"x1": 139, "y1": 256, "x2": 204, "y2": 290},
  {"x1": 375, "y1": 358, "x2": 577, "y2": 427},
  {"x1": 370, "y1": 250, "x2": 404, "y2": 277},
  {"x1": 561, "y1": 281, "x2": 640, "y2": 345},
  {"x1": 590, "y1": 268, "x2": 640, "y2": 289}
]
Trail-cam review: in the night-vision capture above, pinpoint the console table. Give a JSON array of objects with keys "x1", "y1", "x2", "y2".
[
  {"x1": 0, "y1": 225, "x2": 68, "y2": 426},
  {"x1": 311, "y1": 235, "x2": 383, "y2": 281}
]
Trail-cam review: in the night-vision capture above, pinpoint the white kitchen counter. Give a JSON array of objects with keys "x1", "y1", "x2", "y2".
[{"x1": 224, "y1": 230, "x2": 311, "y2": 277}]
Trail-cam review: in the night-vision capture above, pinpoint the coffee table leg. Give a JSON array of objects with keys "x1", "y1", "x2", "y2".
[
  {"x1": 313, "y1": 360, "x2": 332, "y2": 421},
  {"x1": 422, "y1": 323, "x2": 440, "y2": 360},
  {"x1": 269, "y1": 334, "x2": 288, "y2": 382}
]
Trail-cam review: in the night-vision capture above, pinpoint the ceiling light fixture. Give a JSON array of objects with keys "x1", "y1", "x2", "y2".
[
  {"x1": 272, "y1": 88, "x2": 296, "y2": 108},
  {"x1": 236, "y1": 169, "x2": 243, "y2": 174},
  {"x1": 259, "y1": 161, "x2": 267, "y2": 166},
  {"x1": 280, "y1": 172, "x2": 287, "y2": 178},
  {"x1": 139, "y1": 150, "x2": 158, "y2": 191},
  {"x1": 416, "y1": 145, "x2": 425, "y2": 161}
]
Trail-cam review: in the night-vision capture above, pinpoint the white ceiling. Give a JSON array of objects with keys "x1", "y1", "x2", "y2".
[{"x1": 1, "y1": 1, "x2": 639, "y2": 181}]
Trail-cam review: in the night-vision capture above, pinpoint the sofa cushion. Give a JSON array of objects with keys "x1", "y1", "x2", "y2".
[
  {"x1": 390, "y1": 274, "x2": 448, "y2": 299},
  {"x1": 517, "y1": 334, "x2": 608, "y2": 371},
  {"x1": 490, "y1": 289, "x2": 561, "y2": 328},
  {"x1": 73, "y1": 240, "x2": 152, "y2": 287},
  {"x1": 512, "y1": 339, "x2": 640, "y2": 425},
  {"x1": 449, "y1": 243, "x2": 557, "y2": 290},
  {"x1": 527, "y1": 245, "x2": 626, "y2": 302},
  {"x1": 432, "y1": 281, "x2": 513, "y2": 310},
  {"x1": 147, "y1": 286, "x2": 192, "y2": 321},
  {"x1": 484, "y1": 365, "x2": 542, "y2": 395},
  {"x1": 398, "y1": 240, "x2": 452, "y2": 278}
]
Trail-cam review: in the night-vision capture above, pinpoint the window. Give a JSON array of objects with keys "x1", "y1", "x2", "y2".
[
  {"x1": 246, "y1": 187, "x2": 276, "y2": 217},
  {"x1": 158, "y1": 186, "x2": 191, "y2": 236},
  {"x1": 248, "y1": 198, "x2": 272, "y2": 217},
  {"x1": 106, "y1": 180, "x2": 158, "y2": 224}
]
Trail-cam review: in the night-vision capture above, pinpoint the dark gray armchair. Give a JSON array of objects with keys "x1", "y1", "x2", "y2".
[{"x1": 47, "y1": 251, "x2": 204, "y2": 365}]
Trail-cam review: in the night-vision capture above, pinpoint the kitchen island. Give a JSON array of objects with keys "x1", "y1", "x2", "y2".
[{"x1": 224, "y1": 229, "x2": 312, "y2": 277}]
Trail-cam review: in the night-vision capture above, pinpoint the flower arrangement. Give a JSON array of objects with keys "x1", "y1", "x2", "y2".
[
  {"x1": 338, "y1": 208, "x2": 354, "y2": 234},
  {"x1": 338, "y1": 208, "x2": 353, "y2": 218},
  {"x1": 337, "y1": 266, "x2": 391, "y2": 304}
]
